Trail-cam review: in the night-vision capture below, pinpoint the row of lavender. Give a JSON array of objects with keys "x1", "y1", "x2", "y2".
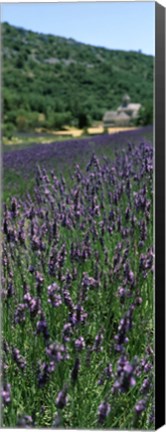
[
  {"x1": 2, "y1": 133, "x2": 154, "y2": 428},
  {"x1": 3, "y1": 126, "x2": 152, "y2": 175}
]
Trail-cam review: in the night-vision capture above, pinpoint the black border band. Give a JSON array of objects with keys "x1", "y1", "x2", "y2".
[{"x1": 155, "y1": 2, "x2": 165, "y2": 429}]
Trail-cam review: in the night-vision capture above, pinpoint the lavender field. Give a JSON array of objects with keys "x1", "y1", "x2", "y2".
[{"x1": 2, "y1": 127, "x2": 154, "y2": 429}]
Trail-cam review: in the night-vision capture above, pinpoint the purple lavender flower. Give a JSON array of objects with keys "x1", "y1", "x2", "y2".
[
  {"x1": 46, "y1": 342, "x2": 69, "y2": 362},
  {"x1": 62, "y1": 322, "x2": 72, "y2": 342},
  {"x1": 124, "y1": 263, "x2": 135, "y2": 287},
  {"x1": 3, "y1": 339, "x2": 10, "y2": 354},
  {"x1": 48, "y1": 282, "x2": 62, "y2": 308},
  {"x1": 69, "y1": 304, "x2": 88, "y2": 326},
  {"x1": 28, "y1": 265, "x2": 35, "y2": 273},
  {"x1": 12, "y1": 348, "x2": 26, "y2": 370},
  {"x1": 135, "y1": 399, "x2": 146, "y2": 414},
  {"x1": 47, "y1": 361, "x2": 55, "y2": 373},
  {"x1": 114, "y1": 305, "x2": 135, "y2": 352},
  {"x1": 141, "y1": 378, "x2": 151, "y2": 394},
  {"x1": 98, "y1": 401, "x2": 111, "y2": 424},
  {"x1": 24, "y1": 294, "x2": 41, "y2": 318},
  {"x1": 82, "y1": 273, "x2": 97, "y2": 289},
  {"x1": 36, "y1": 314, "x2": 49, "y2": 340},
  {"x1": 30, "y1": 298, "x2": 41, "y2": 317},
  {"x1": 117, "y1": 286, "x2": 127, "y2": 303},
  {"x1": 63, "y1": 289, "x2": 74, "y2": 311},
  {"x1": 149, "y1": 405, "x2": 155, "y2": 425},
  {"x1": 140, "y1": 220, "x2": 147, "y2": 242},
  {"x1": 10, "y1": 197, "x2": 18, "y2": 218},
  {"x1": 92, "y1": 331, "x2": 104, "y2": 352},
  {"x1": 17, "y1": 415, "x2": 33, "y2": 428},
  {"x1": 36, "y1": 271, "x2": 44, "y2": 295},
  {"x1": 23, "y1": 292, "x2": 32, "y2": 303},
  {"x1": 37, "y1": 362, "x2": 49, "y2": 387},
  {"x1": 56, "y1": 388, "x2": 68, "y2": 409},
  {"x1": 71, "y1": 358, "x2": 80, "y2": 383},
  {"x1": 104, "y1": 363, "x2": 113, "y2": 379},
  {"x1": 75, "y1": 336, "x2": 85, "y2": 351},
  {"x1": 7, "y1": 281, "x2": 15, "y2": 298},
  {"x1": 14, "y1": 304, "x2": 27, "y2": 325},
  {"x1": 134, "y1": 296, "x2": 143, "y2": 305},
  {"x1": 98, "y1": 363, "x2": 113, "y2": 385},
  {"x1": 2, "y1": 383, "x2": 11, "y2": 405},
  {"x1": 113, "y1": 357, "x2": 136, "y2": 393},
  {"x1": 139, "y1": 358, "x2": 153, "y2": 374},
  {"x1": 125, "y1": 207, "x2": 130, "y2": 221}
]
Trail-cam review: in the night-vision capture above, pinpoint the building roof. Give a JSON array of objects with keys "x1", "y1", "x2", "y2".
[
  {"x1": 116, "y1": 112, "x2": 130, "y2": 120},
  {"x1": 103, "y1": 111, "x2": 117, "y2": 121},
  {"x1": 117, "y1": 103, "x2": 141, "y2": 114},
  {"x1": 127, "y1": 103, "x2": 141, "y2": 110},
  {"x1": 103, "y1": 95, "x2": 141, "y2": 125}
]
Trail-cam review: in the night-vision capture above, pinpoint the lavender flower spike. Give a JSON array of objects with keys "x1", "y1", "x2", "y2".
[
  {"x1": 2, "y1": 383, "x2": 11, "y2": 405},
  {"x1": 56, "y1": 387, "x2": 68, "y2": 409},
  {"x1": 98, "y1": 401, "x2": 111, "y2": 424},
  {"x1": 135, "y1": 399, "x2": 146, "y2": 414}
]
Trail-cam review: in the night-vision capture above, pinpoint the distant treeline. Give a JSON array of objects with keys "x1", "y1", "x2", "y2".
[{"x1": 2, "y1": 22, "x2": 153, "y2": 136}]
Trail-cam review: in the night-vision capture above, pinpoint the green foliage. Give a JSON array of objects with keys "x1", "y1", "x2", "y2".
[
  {"x1": 2, "y1": 22, "x2": 154, "y2": 134},
  {"x1": 77, "y1": 112, "x2": 90, "y2": 129},
  {"x1": 46, "y1": 112, "x2": 72, "y2": 130},
  {"x1": 103, "y1": 127, "x2": 109, "y2": 134},
  {"x1": 135, "y1": 102, "x2": 153, "y2": 126},
  {"x1": 26, "y1": 112, "x2": 41, "y2": 129},
  {"x1": 2, "y1": 122, "x2": 15, "y2": 139},
  {"x1": 16, "y1": 110, "x2": 29, "y2": 131}
]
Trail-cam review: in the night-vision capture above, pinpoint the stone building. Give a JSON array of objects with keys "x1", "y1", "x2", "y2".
[{"x1": 103, "y1": 94, "x2": 141, "y2": 127}]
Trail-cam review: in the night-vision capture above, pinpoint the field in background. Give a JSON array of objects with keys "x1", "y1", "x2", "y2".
[
  {"x1": 2, "y1": 22, "x2": 153, "y2": 139},
  {"x1": 3, "y1": 126, "x2": 140, "y2": 147},
  {"x1": 3, "y1": 126, "x2": 153, "y2": 202},
  {"x1": 34, "y1": 126, "x2": 139, "y2": 138}
]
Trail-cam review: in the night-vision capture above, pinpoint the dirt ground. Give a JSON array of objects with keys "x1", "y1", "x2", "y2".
[
  {"x1": 3, "y1": 125, "x2": 139, "y2": 146},
  {"x1": 40, "y1": 125, "x2": 139, "y2": 138}
]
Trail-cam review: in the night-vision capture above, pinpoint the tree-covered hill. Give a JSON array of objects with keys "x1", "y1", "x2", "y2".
[{"x1": 2, "y1": 22, "x2": 154, "y2": 134}]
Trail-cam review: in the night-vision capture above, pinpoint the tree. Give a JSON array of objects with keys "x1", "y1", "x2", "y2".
[
  {"x1": 136, "y1": 102, "x2": 153, "y2": 126},
  {"x1": 3, "y1": 122, "x2": 15, "y2": 139},
  {"x1": 77, "y1": 112, "x2": 90, "y2": 129},
  {"x1": 16, "y1": 110, "x2": 28, "y2": 131}
]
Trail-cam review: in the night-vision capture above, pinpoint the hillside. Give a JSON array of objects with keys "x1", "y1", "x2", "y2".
[{"x1": 2, "y1": 22, "x2": 154, "y2": 134}]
